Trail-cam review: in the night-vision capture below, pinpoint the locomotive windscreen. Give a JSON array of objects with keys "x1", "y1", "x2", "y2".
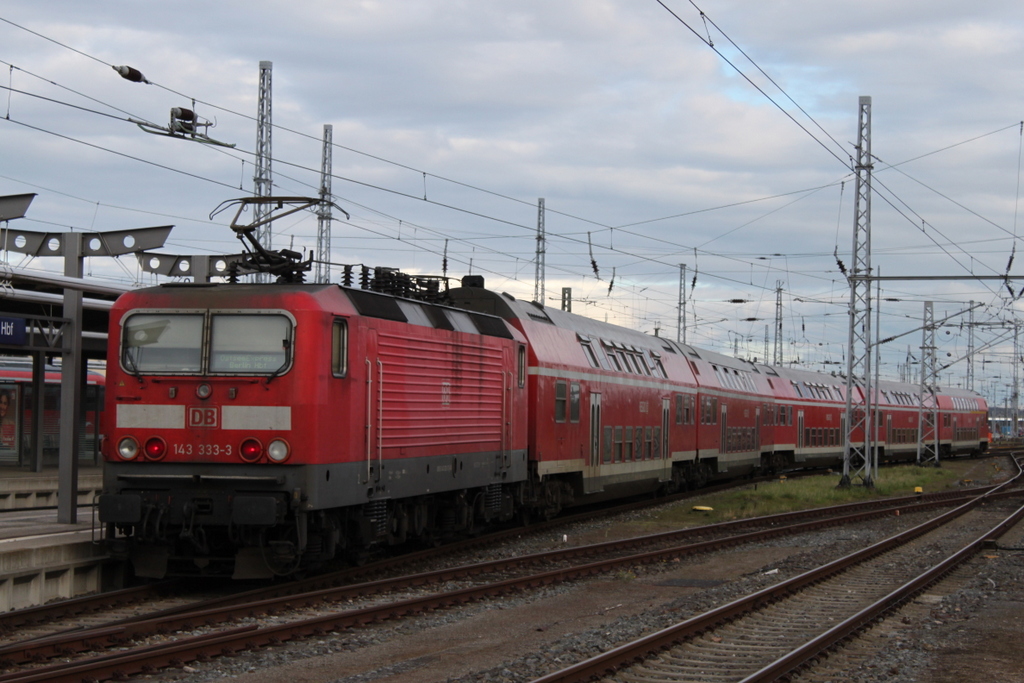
[{"x1": 123, "y1": 314, "x2": 203, "y2": 373}]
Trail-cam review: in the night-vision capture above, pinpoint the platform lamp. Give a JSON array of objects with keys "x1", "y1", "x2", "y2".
[{"x1": 0, "y1": 220, "x2": 173, "y2": 522}]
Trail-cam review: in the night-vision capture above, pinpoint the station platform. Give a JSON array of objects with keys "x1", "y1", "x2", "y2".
[
  {"x1": 0, "y1": 465, "x2": 103, "y2": 509},
  {"x1": 0, "y1": 465, "x2": 113, "y2": 612}
]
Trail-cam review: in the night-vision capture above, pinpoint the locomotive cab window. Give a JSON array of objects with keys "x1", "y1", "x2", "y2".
[
  {"x1": 209, "y1": 314, "x2": 291, "y2": 374},
  {"x1": 122, "y1": 313, "x2": 204, "y2": 373},
  {"x1": 121, "y1": 311, "x2": 294, "y2": 376}
]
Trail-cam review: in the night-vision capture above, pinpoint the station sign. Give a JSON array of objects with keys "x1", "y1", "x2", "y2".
[{"x1": 0, "y1": 317, "x2": 26, "y2": 345}]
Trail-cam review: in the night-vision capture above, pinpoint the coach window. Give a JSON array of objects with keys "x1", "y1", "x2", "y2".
[
  {"x1": 570, "y1": 382, "x2": 581, "y2": 422},
  {"x1": 675, "y1": 395, "x2": 683, "y2": 424},
  {"x1": 621, "y1": 352, "x2": 635, "y2": 374},
  {"x1": 555, "y1": 380, "x2": 568, "y2": 422},
  {"x1": 608, "y1": 353, "x2": 623, "y2": 372},
  {"x1": 651, "y1": 352, "x2": 666, "y2": 378},
  {"x1": 332, "y1": 319, "x2": 348, "y2": 377},
  {"x1": 603, "y1": 426, "x2": 613, "y2": 463},
  {"x1": 603, "y1": 343, "x2": 623, "y2": 372},
  {"x1": 624, "y1": 426, "x2": 634, "y2": 461},
  {"x1": 614, "y1": 426, "x2": 623, "y2": 462},
  {"x1": 580, "y1": 340, "x2": 601, "y2": 369}
]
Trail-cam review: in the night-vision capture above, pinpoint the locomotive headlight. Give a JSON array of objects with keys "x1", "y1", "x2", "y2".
[
  {"x1": 196, "y1": 383, "x2": 213, "y2": 399},
  {"x1": 144, "y1": 437, "x2": 167, "y2": 461},
  {"x1": 117, "y1": 437, "x2": 139, "y2": 461},
  {"x1": 239, "y1": 438, "x2": 262, "y2": 462},
  {"x1": 267, "y1": 439, "x2": 290, "y2": 463}
]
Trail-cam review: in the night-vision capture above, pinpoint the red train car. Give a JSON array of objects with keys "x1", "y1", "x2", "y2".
[
  {"x1": 451, "y1": 280, "x2": 989, "y2": 514},
  {"x1": 0, "y1": 360, "x2": 105, "y2": 467}
]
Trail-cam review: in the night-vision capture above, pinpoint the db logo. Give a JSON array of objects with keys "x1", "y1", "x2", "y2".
[{"x1": 188, "y1": 406, "x2": 219, "y2": 428}]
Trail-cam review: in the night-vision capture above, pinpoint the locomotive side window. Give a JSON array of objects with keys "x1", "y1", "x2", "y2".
[
  {"x1": 332, "y1": 319, "x2": 348, "y2": 377},
  {"x1": 517, "y1": 345, "x2": 526, "y2": 388},
  {"x1": 122, "y1": 314, "x2": 203, "y2": 373},
  {"x1": 209, "y1": 315, "x2": 291, "y2": 374}
]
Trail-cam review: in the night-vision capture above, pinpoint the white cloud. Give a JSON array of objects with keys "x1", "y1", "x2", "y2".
[{"x1": 2, "y1": 1, "x2": 1024, "y2": 392}]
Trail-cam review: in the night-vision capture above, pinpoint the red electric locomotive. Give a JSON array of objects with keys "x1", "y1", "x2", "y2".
[{"x1": 99, "y1": 275, "x2": 530, "y2": 578}]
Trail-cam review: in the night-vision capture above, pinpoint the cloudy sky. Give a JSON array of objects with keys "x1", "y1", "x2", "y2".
[{"x1": 2, "y1": 1, "x2": 1023, "y2": 400}]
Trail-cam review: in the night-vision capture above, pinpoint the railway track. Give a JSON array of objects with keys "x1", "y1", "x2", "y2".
[
  {"x1": 0, "y1": 466, "x2": 932, "y2": 638},
  {"x1": 0, "y1": 474, "x2": 997, "y2": 639},
  {"x1": 533, "y1": 456, "x2": 1024, "y2": 683},
  {"x1": 0, "y1": 472, "x2": 1014, "y2": 683}
]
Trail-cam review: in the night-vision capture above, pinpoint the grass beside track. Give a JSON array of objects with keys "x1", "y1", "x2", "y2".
[{"x1": 649, "y1": 459, "x2": 1007, "y2": 528}]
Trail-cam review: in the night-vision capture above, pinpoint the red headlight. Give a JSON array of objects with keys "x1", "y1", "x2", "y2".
[
  {"x1": 239, "y1": 438, "x2": 262, "y2": 462},
  {"x1": 144, "y1": 437, "x2": 167, "y2": 461}
]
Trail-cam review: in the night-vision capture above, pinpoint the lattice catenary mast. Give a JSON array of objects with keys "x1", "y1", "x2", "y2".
[
  {"x1": 774, "y1": 280, "x2": 784, "y2": 365},
  {"x1": 315, "y1": 124, "x2": 333, "y2": 284},
  {"x1": 917, "y1": 301, "x2": 940, "y2": 466},
  {"x1": 534, "y1": 198, "x2": 545, "y2": 304},
  {"x1": 254, "y1": 61, "x2": 274, "y2": 262},
  {"x1": 677, "y1": 263, "x2": 687, "y2": 344},
  {"x1": 841, "y1": 96, "x2": 875, "y2": 488}
]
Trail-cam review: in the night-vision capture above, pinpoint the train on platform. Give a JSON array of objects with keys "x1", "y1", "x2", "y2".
[
  {"x1": 97, "y1": 232, "x2": 990, "y2": 579},
  {"x1": 0, "y1": 360, "x2": 105, "y2": 467}
]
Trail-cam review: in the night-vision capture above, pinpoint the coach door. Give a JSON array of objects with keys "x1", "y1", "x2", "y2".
[
  {"x1": 363, "y1": 329, "x2": 382, "y2": 486},
  {"x1": 754, "y1": 406, "x2": 761, "y2": 456},
  {"x1": 584, "y1": 393, "x2": 603, "y2": 494},
  {"x1": 797, "y1": 410, "x2": 805, "y2": 451},
  {"x1": 662, "y1": 397, "x2": 670, "y2": 457}
]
